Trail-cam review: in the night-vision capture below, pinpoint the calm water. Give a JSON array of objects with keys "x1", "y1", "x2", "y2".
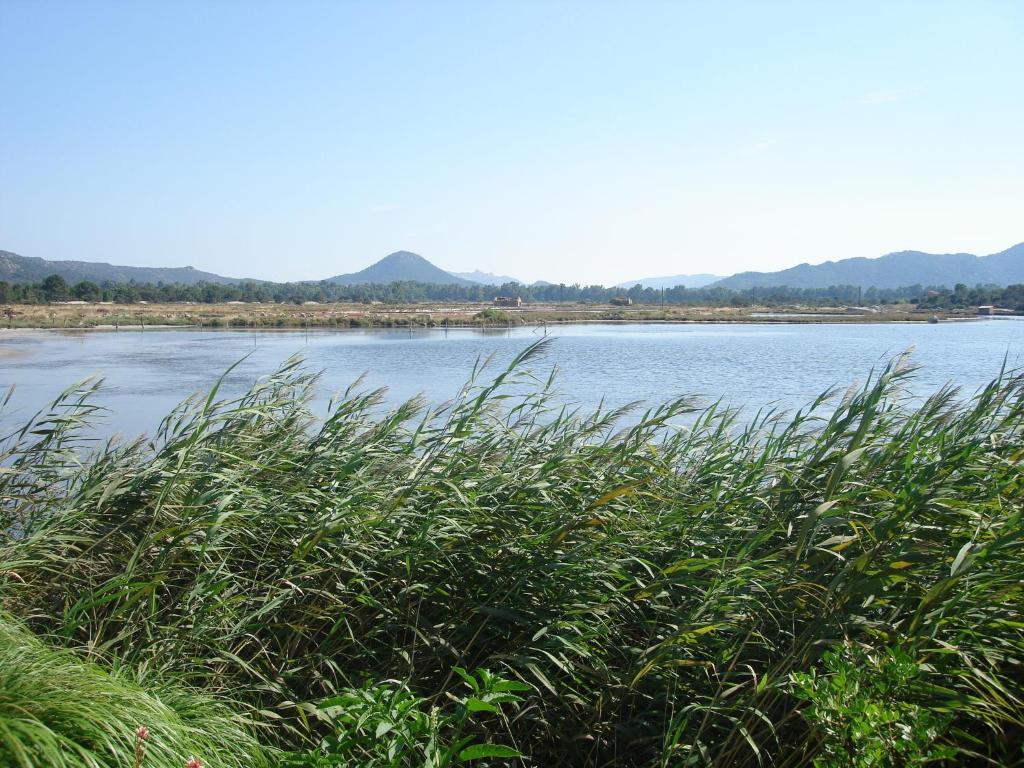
[{"x1": 2, "y1": 320, "x2": 1023, "y2": 439}]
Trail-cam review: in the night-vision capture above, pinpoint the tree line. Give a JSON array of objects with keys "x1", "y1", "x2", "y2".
[{"x1": 2, "y1": 273, "x2": 1023, "y2": 310}]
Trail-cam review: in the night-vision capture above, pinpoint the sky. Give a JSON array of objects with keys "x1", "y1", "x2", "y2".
[{"x1": 1, "y1": 1, "x2": 1022, "y2": 286}]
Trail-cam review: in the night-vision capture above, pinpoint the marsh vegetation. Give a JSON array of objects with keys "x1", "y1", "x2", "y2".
[{"x1": 2, "y1": 340, "x2": 1022, "y2": 766}]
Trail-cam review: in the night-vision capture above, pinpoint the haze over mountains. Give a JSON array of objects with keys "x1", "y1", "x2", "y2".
[
  {"x1": 0, "y1": 250, "x2": 241, "y2": 285},
  {"x1": 2, "y1": 243, "x2": 1022, "y2": 292},
  {"x1": 709, "y1": 243, "x2": 1024, "y2": 291},
  {"x1": 617, "y1": 273, "x2": 722, "y2": 289},
  {"x1": 450, "y1": 269, "x2": 523, "y2": 285}
]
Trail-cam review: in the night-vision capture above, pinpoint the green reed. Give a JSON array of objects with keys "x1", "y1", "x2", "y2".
[{"x1": 2, "y1": 339, "x2": 1022, "y2": 766}]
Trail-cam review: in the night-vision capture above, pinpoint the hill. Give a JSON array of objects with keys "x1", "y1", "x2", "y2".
[
  {"x1": 324, "y1": 251, "x2": 473, "y2": 286},
  {"x1": 0, "y1": 250, "x2": 241, "y2": 285},
  {"x1": 711, "y1": 242, "x2": 1024, "y2": 290},
  {"x1": 617, "y1": 273, "x2": 722, "y2": 289}
]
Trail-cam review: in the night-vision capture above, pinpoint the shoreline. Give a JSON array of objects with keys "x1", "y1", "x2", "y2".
[
  {"x1": 0, "y1": 316, "x2": 975, "y2": 334},
  {"x1": 0, "y1": 301, "x2": 988, "y2": 331}
]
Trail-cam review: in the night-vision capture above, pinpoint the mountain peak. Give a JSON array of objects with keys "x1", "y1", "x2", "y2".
[
  {"x1": 325, "y1": 251, "x2": 473, "y2": 286},
  {"x1": 380, "y1": 250, "x2": 427, "y2": 262}
]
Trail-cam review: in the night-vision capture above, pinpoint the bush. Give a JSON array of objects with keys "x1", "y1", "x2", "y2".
[
  {"x1": 791, "y1": 645, "x2": 955, "y2": 767},
  {"x1": 282, "y1": 668, "x2": 529, "y2": 767},
  {"x1": 472, "y1": 308, "x2": 511, "y2": 323}
]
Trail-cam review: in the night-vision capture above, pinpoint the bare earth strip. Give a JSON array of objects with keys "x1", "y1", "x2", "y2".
[{"x1": 0, "y1": 301, "x2": 965, "y2": 330}]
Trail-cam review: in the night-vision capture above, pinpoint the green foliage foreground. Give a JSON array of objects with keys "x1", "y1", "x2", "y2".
[
  {"x1": 0, "y1": 613, "x2": 271, "y2": 768},
  {"x1": 2, "y1": 340, "x2": 1023, "y2": 766}
]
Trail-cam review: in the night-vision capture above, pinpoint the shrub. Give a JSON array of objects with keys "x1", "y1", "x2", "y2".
[
  {"x1": 791, "y1": 644, "x2": 955, "y2": 767},
  {"x1": 282, "y1": 668, "x2": 529, "y2": 767},
  {"x1": 472, "y1": 308, "x2": 511, "y2": 323}
]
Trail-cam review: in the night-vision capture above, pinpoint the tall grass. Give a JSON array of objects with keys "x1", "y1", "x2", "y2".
[
  {"x1": 0, "y1": 612, "x2": 272, "y2": 768},
  {"x1": 2, "y1": 339, "x2": 1023, "y2": 766}
]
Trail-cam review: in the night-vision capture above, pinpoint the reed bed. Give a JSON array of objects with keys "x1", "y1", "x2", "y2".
[{"x1": 1, "y1": 339, "x2": 1022, "y2": 766}]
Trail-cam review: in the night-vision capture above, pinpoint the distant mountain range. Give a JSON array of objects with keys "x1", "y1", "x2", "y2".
[
  {"x1": 450, "y1": 269, "x2": 524, "y2": 285},
  {"x1": 3, "y1": 242, "x2": 1023, "y2": 291},
  {"x1": 0, "y1": 250, "x2": 240, "y2": 285},
  {"x1": 709, "y1": 243, "x2": 1024, "y2": 290},
  {"x1": 617, "y1": 273, "x2": 723, "y2": 289},
  {"x1": 324, "y1": 251, "x2": 474, "y2": 286}
]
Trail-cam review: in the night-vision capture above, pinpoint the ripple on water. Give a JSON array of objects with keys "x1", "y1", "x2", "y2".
[{"x1": 1, "y1": 322, "x2": 1022, "y2": 438}]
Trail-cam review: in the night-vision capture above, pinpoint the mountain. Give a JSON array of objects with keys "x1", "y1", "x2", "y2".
[
  {"x1": 450, "y1": 269, "x2": 523, "y2": 285},
  {"x1": 0, "y1": 250, "x2": 241, "y2": 285},
  {"x1": 617, "y1": 273, "x2": 723, "y2": 289},
  {"x1": 711, "y1": 243, "x2": 1024, "y2": 290},
  {"x1": 324, "y1": 251, "x2": 473, "y2": 286},
  {"x1": 8, "y1": 242, "x2": 1021, "y2": 293}
]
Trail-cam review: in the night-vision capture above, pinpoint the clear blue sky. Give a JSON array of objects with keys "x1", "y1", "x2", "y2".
[{"x1": 2, "y1": 1, "x2": 1022, "y2": 285}]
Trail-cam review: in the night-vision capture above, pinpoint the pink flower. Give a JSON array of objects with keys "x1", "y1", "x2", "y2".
[
  {"x1": 185, "y1": 758, "x2": 204, "y2": 768},
  {"x1": 133, "y1": 726, "x2": 150, "y2": 768}
]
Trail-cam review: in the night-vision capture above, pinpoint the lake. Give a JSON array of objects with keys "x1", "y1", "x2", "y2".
[{"x1": 2, "y1": 320, "x2": 1023, "y2": 439}]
